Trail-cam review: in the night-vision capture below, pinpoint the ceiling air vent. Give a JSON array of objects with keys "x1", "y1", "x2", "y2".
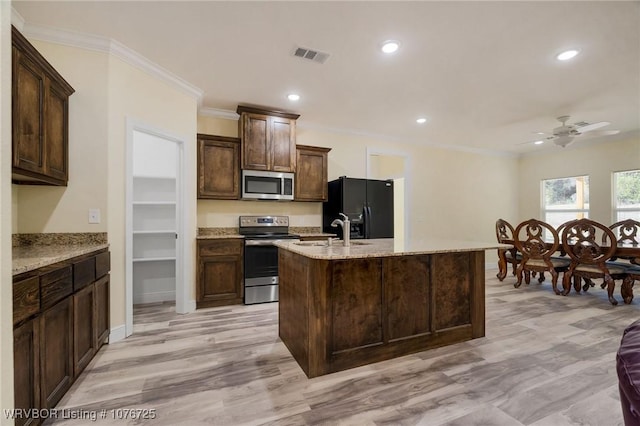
[{"x1": 293, "y1": 46, "x2": 330, "y2": 64}]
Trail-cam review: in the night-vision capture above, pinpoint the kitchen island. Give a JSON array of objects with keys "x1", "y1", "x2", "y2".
[{"x1": 275, "y1": 238, "x2": 505, "y2": 378}]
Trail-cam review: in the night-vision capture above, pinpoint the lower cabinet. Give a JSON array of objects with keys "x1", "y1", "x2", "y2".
[
  {"x1": 73, "y1": 284, "x2": 95, "y2": 377},
  {"x1": 94, "y1": 275, "x2": 110, "y2": 350},
  {"x1": 40, "y1": 296, "x2": 73, "y2": 409},
  {"x1": 197, "y1": 239, "x2": 243, "y2": 308},
  {"x1": 13, "y1": 318, "x2": 39, "y2": 426},
  {"x1": 12, "y1": 249, "x2": 110, "y2": 424}
]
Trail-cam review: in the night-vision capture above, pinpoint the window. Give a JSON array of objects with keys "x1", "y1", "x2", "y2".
[
  {"x1": 613, "y1": 169, "x2": 640, "y2": 221},
  {"x1": 541, "y1": 176, "x2": 589, "y2": 229}
]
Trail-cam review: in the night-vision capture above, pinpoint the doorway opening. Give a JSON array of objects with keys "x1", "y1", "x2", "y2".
[
  {"x1": 125, "y1": 121, "x2": 187, "y2": 336},
  {"x1": 366, "y1": 148, "x2": 409, "y2": 243}
]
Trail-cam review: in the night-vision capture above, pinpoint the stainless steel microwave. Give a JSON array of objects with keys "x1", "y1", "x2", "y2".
[{"x1": 241, "y1": 170, "x2": 294, "y2": 201}]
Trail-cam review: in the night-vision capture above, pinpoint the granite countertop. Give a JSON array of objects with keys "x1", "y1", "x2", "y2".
[
  {"x1": 274, "y1": 238, "x2": 509, "y2": 260},
  {"x1": 13, "y1": 243, "x2": 109, "y2": 276},
  {"x1": 296, "y1": 232, "x2": 337, "y2": 238}
]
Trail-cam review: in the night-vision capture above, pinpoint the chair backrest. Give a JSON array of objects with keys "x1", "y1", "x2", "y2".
[
  {"x1": 607, "y1": 219, "x2": 640, "y2": 245},
  {"x1": 562, "y1": 218, "x2": 617, "y2": 265},
  {"x1": 495, "y1": 219, "x2": 515, "y2": 244},
  {"x1": 513, "y1": 219, "x2": 559, "y2": 261}
]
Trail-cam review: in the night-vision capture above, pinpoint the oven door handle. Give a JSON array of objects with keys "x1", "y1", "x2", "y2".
[{"x1": 245, "y1": 239, "x2": 287, "y2": 246}]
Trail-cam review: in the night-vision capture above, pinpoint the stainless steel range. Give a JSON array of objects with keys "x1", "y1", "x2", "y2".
[{"x1": 239, "y1": 215, "x2": 299, "y2": 304}]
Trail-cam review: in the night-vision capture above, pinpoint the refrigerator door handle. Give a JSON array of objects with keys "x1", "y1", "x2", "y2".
[{"x1": 364, "y1": 205, "x2": 371, "y2": 239}]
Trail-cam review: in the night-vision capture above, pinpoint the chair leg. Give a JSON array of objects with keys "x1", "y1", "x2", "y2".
[
  {"x1": 573, "y1": 276, "x2": 582, "y2": 293},
  {"x1": 562, "y1": 270, "x2": 573, "y2": 296},
  {"x1": 538, "y1": 271, "x2": 545, "y2": 283},
  {"x1": 621, "y1": 276, "x2": 635, "y2": 305},
  {"x1": 514, "y1": 265, "x2": 523, "y2": 288},
  {"x1": 497, "y1": 251, "x2": 507, "y2": 281},
  {"x1": 604, "y1": 275, "x2": 618, "y2": 306},
  {"x1": 550, "y1": 269, "x2": 559, "y2": 294},
  {"x1": 524, "y1": 270, "x2": 531, "y2": 285}
]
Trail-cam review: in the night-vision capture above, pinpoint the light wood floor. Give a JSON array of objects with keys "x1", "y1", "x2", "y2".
[{"x1": 47, "y1": 268, "x2": 634, "y2": 426}]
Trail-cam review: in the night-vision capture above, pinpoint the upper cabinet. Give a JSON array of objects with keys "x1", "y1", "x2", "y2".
[
  {"x1": 197, "y1": 134, "x2": 240, "y2": 199},
  {"x1": 237, "y1": 105, "x2": 299, "y2": 173},
  {"x1": 295, "y1": 145, "x2": 331, "y2": 202},
  {"x1": 12, "y1": 26, "x2": 75, "y2": 186}
]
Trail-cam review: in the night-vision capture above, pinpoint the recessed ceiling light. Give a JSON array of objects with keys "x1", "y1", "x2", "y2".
[
  {"x1": 287, "y1": 94, "x2": 300, "y2": 101},
  {"x1": 534, "y1": 140, "x2": 544, "y2": 145},
  {"x1": 556, "y1": 49, "x2": 579, "y2": 61},
  {"x1": 416, "y1": 117, "x2": 427, "y2": 124},
  {"x1": 381, "y1": 40, "x2": 400, "y2": 54}
]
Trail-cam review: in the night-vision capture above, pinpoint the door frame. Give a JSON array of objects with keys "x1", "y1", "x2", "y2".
[
  {"x1": 366, "y1": 147, "x2": 411, "y2": 243},
  {"x1": 125, "y1": 118, "x2": 191, "y2": 337}
]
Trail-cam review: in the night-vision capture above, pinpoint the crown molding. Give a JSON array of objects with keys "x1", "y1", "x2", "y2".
[
  {"x1": 198, "y1": 107, "x2": 239, "y2": 120},
  {"x1": 16, "y1": 19, "x2": 203, "y2": 101},
  {"x1": 11, "y1": 7, "x2": 25, "y2": 31}
]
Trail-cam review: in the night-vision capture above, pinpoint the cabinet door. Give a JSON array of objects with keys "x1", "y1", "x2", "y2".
[
  {"x1": 198, "y1": 255, "x2": 243, "y2": 306},
  {"x1": 197, "y1": 135, "x2": 240, "y2": 199},
  {"x1": 14, "y1": 319, "x2": 40, "y2": 426},
  {"x1": 295, "y1": 146, "x2": 330, "y2": 201},
  {"x1": 44, "y1": 80, "x2": 69, "y2": 182},
  {"x1": 73, "y1": 284, "x2": 95, "y2": 377},
  {"x1": 94, "y1": 275, "x2": 110, "y2": 350},
  {"x1": 241, "y1": 113, "x2": 270, "y2": 171},
  {"x1": 270, "y1": 117, "x2": 296, "y2": 172},
  {"x1": 13, "y1": 47, "x2": 45, "y2": 175},
  {"x1": 40, "y1": 297, "x2": 73, "y2": 409}
]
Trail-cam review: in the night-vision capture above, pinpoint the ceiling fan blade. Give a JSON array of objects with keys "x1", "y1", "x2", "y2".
[
  {"x1": 577, "y1": 121, "x2": 610, "y2": 133},
  {"x1": 577, "y1": 129, "x2": 620, "y2": 138}
]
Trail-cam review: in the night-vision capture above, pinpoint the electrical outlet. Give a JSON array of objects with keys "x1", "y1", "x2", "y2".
[{"x1": 88, "y1": 208, "x2": 101, "y2": 224}]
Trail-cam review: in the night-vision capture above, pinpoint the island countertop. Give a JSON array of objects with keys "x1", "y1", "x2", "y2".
[{"x1": 274, "y1": 237, "x2": 508, "y2": 260}]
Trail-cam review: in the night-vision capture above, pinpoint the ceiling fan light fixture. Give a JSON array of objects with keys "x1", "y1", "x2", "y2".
[
  {"x1": 554, "y1": 135, "x2": 574, "y2": 147},
  {"x1": 416, "y1": 117, "x2": 427, "y2": 124},
  {"x1": 287, "y1": 93, "x2": 300, "y2": 101},
  {"x1": 533, "y1": 140, "x2": 544, "y2": 145},
  {"x1": 556, "y1": 49, "x2": 580, "y2": 61}
]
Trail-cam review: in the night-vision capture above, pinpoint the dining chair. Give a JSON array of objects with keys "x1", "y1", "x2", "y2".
[
  {"x1": 513, "y1": 219, "x2": 570, "y2": 294},
  {"x1": 561, "y1": 218, "x2": 628, "y2": 305},
  {"x1": 495, "y1": 219, "x2": 521, "y2": 281},
  {"x1": 609, "y1": 219, "x2": 640, "y2": 245}
]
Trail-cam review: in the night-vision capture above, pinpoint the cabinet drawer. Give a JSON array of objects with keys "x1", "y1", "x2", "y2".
[
  {"x1": 95, "y1": 251, "x2": 110, "y2": 279},
  {"x1": 13, "y1": 276, "x2": 40, "y2": 325},
  {"x1": 73, "y1": 257, "x2": 96, "y2": 291},
  {"x1": 40, "y1": 265, "x2": 72, "y2": 310},
  {"x1": 198, "y1": 239, "x2": 243, "y2": 256}
]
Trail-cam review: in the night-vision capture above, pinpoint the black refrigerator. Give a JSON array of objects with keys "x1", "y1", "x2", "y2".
[{"x1": 322, "y1": 177, "x2": 394, "y2": 239}]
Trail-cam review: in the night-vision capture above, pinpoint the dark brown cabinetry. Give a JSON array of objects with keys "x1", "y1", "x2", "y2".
[
  {"x1": 197, "y1": 239, "x2": 243, "y2": 308},
  {"x1": 295, "y1": 145, "x2": 331, "y2": 201},
  {"x1": 237, "y1": 106, "x2": 299, "y2": 172},
  {"x1": 40, "y1": 296, "x2": 73, "y2": 409},
  {"x1": 13, "y1": 318, "x2": 39, "y2": 426},
  {"x1": 12, "y1": 249, "x2": 110, "y2": 423},
  {"x1": 197, "y1": 134, "x2": 240, "y2": 199},
  {"x1": 12, "y1": 26, "x2": 75, "y2": 186},
  {"x1": 279, "y1": 249, "x2": 485, "y2": 377}
]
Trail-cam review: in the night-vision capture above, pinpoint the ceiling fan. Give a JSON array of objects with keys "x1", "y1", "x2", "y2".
[{"x1": 532, "y1": 116, "x2": 620, "y2": 148}]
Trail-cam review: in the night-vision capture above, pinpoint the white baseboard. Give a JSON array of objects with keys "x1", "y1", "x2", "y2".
[{"x1": 109, "y1": 324, "x2": 126, "y2": 343}]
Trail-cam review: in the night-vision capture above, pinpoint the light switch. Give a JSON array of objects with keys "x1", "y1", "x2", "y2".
[{"x1": 88, "y1": 208, "x2": 101, "y2": 224}]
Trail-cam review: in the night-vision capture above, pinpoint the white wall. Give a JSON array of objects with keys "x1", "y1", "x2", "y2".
[
  {"x1": 518, "y1": 136, "x2": 640, "y2": 224},
  {"x1": 0, "y1": 2, "x2": 15, "y2": 422}
]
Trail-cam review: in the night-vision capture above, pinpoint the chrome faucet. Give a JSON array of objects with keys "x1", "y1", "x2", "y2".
[{"x1": 330, "y1": 213, "x2": 350, "y2": 247}]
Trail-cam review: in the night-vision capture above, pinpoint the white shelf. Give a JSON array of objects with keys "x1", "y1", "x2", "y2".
[
  {"x1": 133, "y1": 230, "x2": 176, "y2": 235},
  {"x1": 133, "y1": 201, "x2": 176, "y2": 206},
  {"x1": 133, "y1": 257, "x2": 176, "y2": 263}
]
